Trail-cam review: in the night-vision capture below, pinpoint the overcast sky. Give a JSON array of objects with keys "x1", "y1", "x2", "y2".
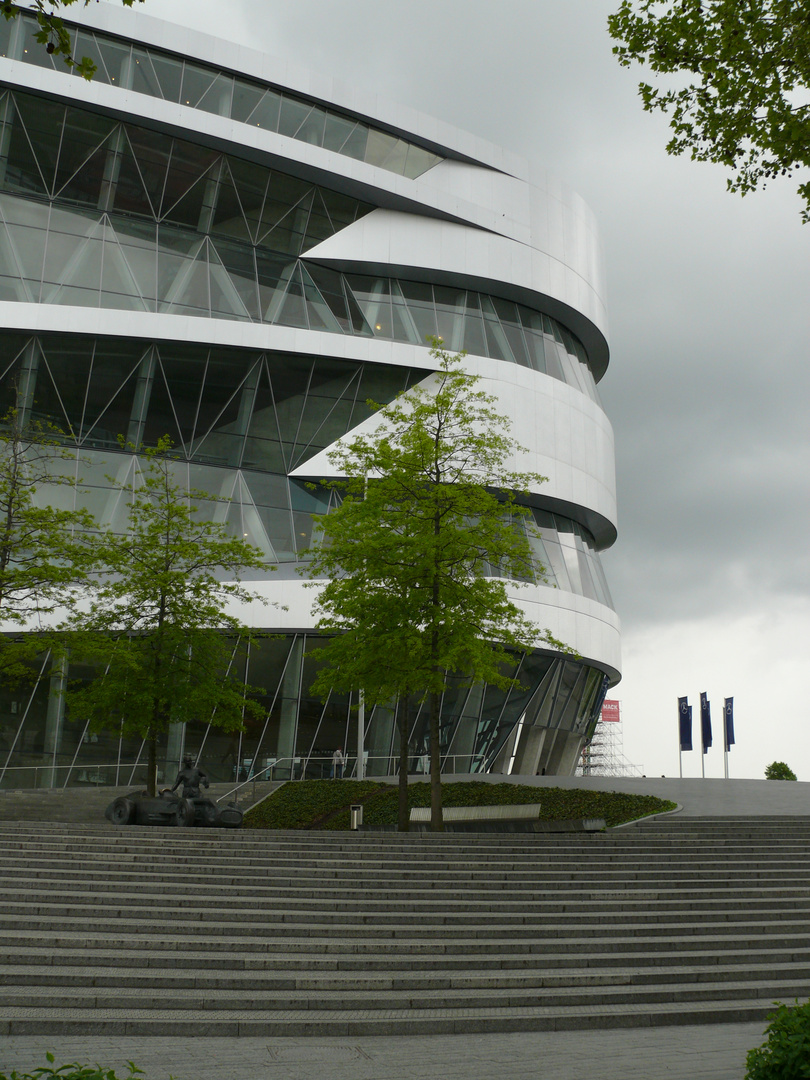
[{"x1": 113, "y1": 0, "x2": 809, "y2": 780}]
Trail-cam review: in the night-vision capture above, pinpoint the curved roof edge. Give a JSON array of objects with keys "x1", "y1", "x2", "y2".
[{"x1": 64, "y1": 3, "x2": 526, "y2": 177}]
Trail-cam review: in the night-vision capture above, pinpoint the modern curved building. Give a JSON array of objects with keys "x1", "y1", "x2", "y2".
[{"x1": 0, "y1": 7, "x2": 620, "y2": 789}]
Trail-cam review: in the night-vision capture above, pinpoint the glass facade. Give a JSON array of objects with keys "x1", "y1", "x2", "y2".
[
  {"x1": 0, "y1": 90, "x2": 601, "y2": 400},
  {"x1": 0, "y1": 330, "x2": 611, "y2": 591},
  {"x1": 0, "y1": 331, "x2": 423, "y2": 560},
  {"x1": 0, "y1": 22, "x2": 618, "y2": 790},
  {"x1": 0, "y1": 636, "x2": 608, "y2": 790},
  {"x1": 0, "y1": 13, "x2": 443, "y2": 180}
]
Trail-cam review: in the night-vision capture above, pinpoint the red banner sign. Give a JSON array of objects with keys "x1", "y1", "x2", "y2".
[{"x1": 600, "y1": 699, "x2": 620, "y2": 722}]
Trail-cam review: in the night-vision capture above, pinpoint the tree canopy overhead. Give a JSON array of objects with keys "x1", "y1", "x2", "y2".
[{"x1": 608, "y1": 0, "x2": 810, "y2": 220}]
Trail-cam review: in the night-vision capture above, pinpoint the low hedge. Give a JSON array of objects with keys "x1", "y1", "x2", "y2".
[
  {"x1": 0, "y1": 1054, "x2": 148, "y2": 1080},
  {"x1": 242, "y1": 779, "x2": 387, "y2": 829},
  {"x1": 242, "y1": 778, "x2": 676, "y2": 830}
]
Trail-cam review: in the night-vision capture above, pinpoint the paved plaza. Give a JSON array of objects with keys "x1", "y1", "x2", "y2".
[{"x1": 0, "y1": 1023, "x2": 767, "y2": 1080}]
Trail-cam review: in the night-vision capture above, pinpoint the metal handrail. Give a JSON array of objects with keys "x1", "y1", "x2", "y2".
[
  {"x1": 1, "y1": 753, "x2": 474, "y2": 796},
  {"x1": 0, "y1": 762, "x2": 151, "y2": 791},
  {"x1": 216, "y1": 753, "x2": 471, "y2": 807}
]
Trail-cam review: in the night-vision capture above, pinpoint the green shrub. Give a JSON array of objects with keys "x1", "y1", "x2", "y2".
[
  {"x1": 0, "y1": 1054, "x2": 148, "y2": 1080},
  {"x1": 765, "y1": 762, "x2": 798, "y2": 781},
  {"x1": 745, "y1": 999, "x2": 810, "y2": 1079},
  {"x1": 242, "y1": 778, "x2": 676, "y2": 830},
  {"x1": 242, "y1": 779, "x2": 387, "y2": 829}
]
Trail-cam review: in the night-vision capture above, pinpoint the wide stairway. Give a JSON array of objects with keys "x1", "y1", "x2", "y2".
[{"x1": 1, "y1": 815, "x2": 809, "y2": 1036}]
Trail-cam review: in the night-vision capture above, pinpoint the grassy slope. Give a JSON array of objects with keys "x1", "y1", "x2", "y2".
[{"x1": 243, "y1": 779, "x2": 676, "y2": 831}]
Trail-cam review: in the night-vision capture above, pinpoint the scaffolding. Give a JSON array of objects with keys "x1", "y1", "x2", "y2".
[{"x1": 577, "y1": 701, "x2": 643, "y2": 777}]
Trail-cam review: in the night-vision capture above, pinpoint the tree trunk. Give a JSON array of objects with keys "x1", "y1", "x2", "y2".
[
  {"x1": 396, "y1": 696, "x2": 409, "y2": 832},
  {"x1": 147, "y1": 731, "x2": 158, "y2": 796},
  {"x1": 429, "y1": 688, "x2": 443, "y2": 832}
]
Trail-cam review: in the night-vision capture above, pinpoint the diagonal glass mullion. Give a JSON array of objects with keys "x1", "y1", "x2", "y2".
[
  {"x1": 157, "y1": 234, "x2": 207, "y2": 310},
  {"x1": 206, "y1": 240, "x2": 252, "y2": 320},
  {"x1": 0, "y1": 215, "x2": 35, "y2": 304},
  {"x1": 151, "y1": 350, "x2": 189, "y2": 452},
  {"x1": 101, "y1": 215, "x2": 149, "y2": 308},
  {"x1": 10, "y1": 95, "x2": 51, "y2": 197},
  {"x1": 289, "y1": 366, "x2": 362, "y2": 470},
  {"x1": 255, "y1": 189, "x2": 313, "y2": 251},
  {"x1": 42, "y1": 213, "x2": 104, "y2": 306},
  {"x1": 54, "y1": 123, "x2": 119, "y2": 203},
  {"x1": 121, "y1": 128, "x2": 160, "y2": 219},
  {"x1": 213, "y1": 160, "x2": 254, "y2": 243},
  {"x1": 293, "y1": 191, "x2": 315, "y2": 256},
  {"x1": 282, "y1": 349, "x2": 315, "y2": 466},
  {"x1": 159, "y1": 159, "x2": 219, "y2": 225},
  {"x1": 80, "y1": 344, "x2": 146, "y2": 446},
  {"x1": 0, "y1": 332, "x2": 31, "y2": 384},
  {"x1": 264, "y1": 356, "x2": 291, "y2": 474},
  {"x1": 314, "y1": 188, "x2": 335, "y2": 235},
  {"x1": 190, "y1": 358, "x2": 259, "y2": 456}
]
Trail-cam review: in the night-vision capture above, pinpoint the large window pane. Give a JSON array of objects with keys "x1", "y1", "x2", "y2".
[
  {"x1": 180, "y1": 62, "x2": 218, "y2": 109},
  {"x1": 94, "y1": 38, "x2": 131, "y2": 87},
  {"x1": 150, "y1": 52, "x2": 183, "y2": 103},
  {"x1": 398, "y1": 279, "x2": 437, "y2": 343},
  {"x1": 131, "y1": 49, "x2": 164, "y2": 98}
]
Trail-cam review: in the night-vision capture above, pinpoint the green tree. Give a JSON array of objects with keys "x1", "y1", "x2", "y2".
[
  {"x1": 2, "y1": 0, "x2": 144, "y2": 78},
  {"x1": 745, "y1": 997, "x2": 810, "y2": 1079},
  {"x1": 65, "y1": 437, "x2": 270, "y2": 796},
  {"x1": 305, "y1": 343, "x2": 567, "y2": 832},
  {"x1": 608, "y1": 1, "x2": 810, "y2": 220},
  {"x1": 765, "y1": 761, "x2": 798, "y2": 781},
  {"x1": 0, "y1": 409, "x2": 98, "y2": 684}
]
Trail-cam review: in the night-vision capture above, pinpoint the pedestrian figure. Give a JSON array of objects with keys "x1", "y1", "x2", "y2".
[{"x1": 331, "y1": 747, "x2": 345, "y2": 779}]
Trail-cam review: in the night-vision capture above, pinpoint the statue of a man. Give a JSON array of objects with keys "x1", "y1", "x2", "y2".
[{"x1": 171, "y1": 755, "x2": 210, "y2": 799}]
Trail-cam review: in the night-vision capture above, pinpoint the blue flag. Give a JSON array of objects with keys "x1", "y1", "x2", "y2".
[
  {"x1": 678, "y1": 696, "x2": 692, "y2": 751},
  {"x1": 724, "y1": 697, "x2": 735, "y2": 751},
  {"x1": 700, "y1": 692, "x2": 712, "y2": 753}
]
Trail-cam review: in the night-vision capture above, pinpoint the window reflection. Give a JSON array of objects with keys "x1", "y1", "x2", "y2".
[
  {"x1": 4, "y1": 11, "x2": 443, "y2": 181},
  {"x1": 0, "y1": 87, "x2": 601, "y2": 399}
]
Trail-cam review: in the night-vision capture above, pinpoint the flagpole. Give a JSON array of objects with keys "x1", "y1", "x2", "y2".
[
  {"x1": 678, "y1": 698, "x2": 683, "y2": 779},
  {"x1": 700, "y1": 701, "x2": 705, "y2": 778}
]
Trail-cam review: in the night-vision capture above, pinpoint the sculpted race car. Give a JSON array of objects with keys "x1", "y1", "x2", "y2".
[{"x1": 104, "y1": 788, "x2": 243, "y2": 828}]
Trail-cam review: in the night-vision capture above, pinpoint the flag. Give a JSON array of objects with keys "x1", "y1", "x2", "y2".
[
  {"x1": 724, "y1": 697, "x2": 735, "y2": 751},
  {"x1": 700, "y1": 692, "x2": 712, "y2": 753},
  {"x1": 678, "y1": 696, "x2": 692, "y2": 751}
]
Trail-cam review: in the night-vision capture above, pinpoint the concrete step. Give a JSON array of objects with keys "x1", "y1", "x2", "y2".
[
  {"x1": 4, "y1": 976, "x2": 809, "y2": 1013},
  {"x1": 4, "y1": 940, "x2": 807, "y2": 972},
  {"x1": 8, "y1": 884, "x2": 810, "y2": 914},
  {"x1": 3, "y1": 926, "x2": 810, "y2": 956},
  {"x1": 0, "y1": 998, "x2": 785, "y2": 1037},
  {"x1": 5, "y1": 960, "x2": 810, "y2": 992},
  {"x1": 5, "y1": 853, "x2": 810, "y2": 883},
  {"x1": 5, "y1": 910, "x2": 810, "y2": 941},
  {"x1": 5, "y1": 898, "x2": 810, "y2": 929},
  {"x1": 3, "y1": 817, "x2": 810, "y2": 1035}
]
